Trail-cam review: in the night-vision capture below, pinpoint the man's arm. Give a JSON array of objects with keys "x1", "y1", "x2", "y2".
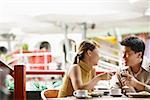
[
  {"x1": 133, "y1": 80, "x2": 150, "y2": 92},
  {"x1": 122, "y1": 73, "x2": 150, "y2": 92}
]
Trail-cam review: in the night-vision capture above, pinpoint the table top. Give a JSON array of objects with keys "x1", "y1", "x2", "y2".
[{"x1": 47, "y1": 96, "x2": 150, "y2": 100}]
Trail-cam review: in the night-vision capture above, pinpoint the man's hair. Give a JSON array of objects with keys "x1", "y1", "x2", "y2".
[{"x1": 120, "y1": 36, "x2": 145, "y2": 58}]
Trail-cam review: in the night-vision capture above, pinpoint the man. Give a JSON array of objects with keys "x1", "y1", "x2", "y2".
[{"x1": 114, "y1": 36, "x2": 150, "y2": 93}]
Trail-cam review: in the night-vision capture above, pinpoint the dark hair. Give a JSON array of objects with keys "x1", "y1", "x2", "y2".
[
  {"x1": 120, "y1": 36, "x2": 145, "y2": 58},
  {"x1": 73, "y1": 40, "x2": 100, "y2": 64},
  {"x1": 40, "y1": 41, "x2": 51, "y2": 51},
  {"x1": 0, "y1": 46, "x2": 7, "y2": 54}
]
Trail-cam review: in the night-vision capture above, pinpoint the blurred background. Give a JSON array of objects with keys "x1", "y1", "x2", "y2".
[{"x1": 0, "y1": 0, "x2": 149, "y2": 99}]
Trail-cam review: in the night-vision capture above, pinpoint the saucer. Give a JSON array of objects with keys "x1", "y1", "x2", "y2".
[
  {"x1": 110, "y1": 94, "x2": 122, "y2": 97},
  {"x1": 75, "y1": 95, "x2": 92, "y2": 99}
]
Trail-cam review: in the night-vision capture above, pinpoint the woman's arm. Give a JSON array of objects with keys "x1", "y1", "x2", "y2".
[{"x1": 69, "y1": 65, "x2": 111, "y2": 90}]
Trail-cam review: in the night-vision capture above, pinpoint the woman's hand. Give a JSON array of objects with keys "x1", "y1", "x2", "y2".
[{"x1": 97, "y1": 72, "x2": 112, "y2": 80}]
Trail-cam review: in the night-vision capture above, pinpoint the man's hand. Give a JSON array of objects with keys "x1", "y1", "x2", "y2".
[{"x1": 121, "y1": 73, "x2": 138, "y2": 87}]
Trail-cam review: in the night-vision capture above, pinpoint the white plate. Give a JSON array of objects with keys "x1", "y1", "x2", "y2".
[
  {"x1": 94, "y1": 90, "x2": 110, "y2": 92},
  {"x1": 126, "y1": 93, "x2": 150, "y2": 98}
]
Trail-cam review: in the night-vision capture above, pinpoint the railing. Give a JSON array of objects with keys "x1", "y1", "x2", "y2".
[
  {"x1": 14, "y1": 66, "x2": 104, "y2": 100},
  {"x1": 7, "y1": 50, "x2": 52, "y2": 70},
  {"x1": 14, "y1": 65, "x2": 26, "y2": 100},
  {"x1": 26, "y1": 70, "x2": 65, "y2": 75},
  {"x1": 0, "y1": 59, "x2": 14, "y2": 77},
  {"x1": 0, "y1": 60, "x2": 104, "y2": 100}
]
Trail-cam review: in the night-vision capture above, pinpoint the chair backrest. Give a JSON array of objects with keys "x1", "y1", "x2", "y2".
[{"x1": 41, "y1": 89, "x2": 59, "y2": 100}]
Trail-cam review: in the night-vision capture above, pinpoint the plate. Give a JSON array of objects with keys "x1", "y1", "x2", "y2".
[
  {"x1": 75, "y1": 95, "x2": 92, "y2": 99},
  {"x1": 126, "y1": 93, "x2": 150, "y2": 98},
  {"x1": 94, "y1": 87, "x2": 109, "y2": 90},
  {"x1": 94, "y1": 90, "x2": 110, "y2": 96}
]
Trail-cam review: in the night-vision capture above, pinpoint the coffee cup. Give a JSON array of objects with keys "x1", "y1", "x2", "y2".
[
  {"x1": 110, "y1": 88, "x2": 121, "y2": 95},
  {"x1": 73, "y1": 90, "x2": 88, "y2": 97}
]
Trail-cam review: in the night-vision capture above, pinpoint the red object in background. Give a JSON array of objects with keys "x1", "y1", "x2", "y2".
[
  {"x1": 8, "y1": 50, "x2": 52, "y2": 70},
  {"x1": 28, "y1": 50, "x2": 52, "y2": 70},
  {"x1": 7, "y1": 50, "x2": 31, "y2": 66}
]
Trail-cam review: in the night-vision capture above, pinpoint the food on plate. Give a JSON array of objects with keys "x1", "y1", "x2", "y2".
[
  {"x1": 89, "y1": 92, "x2": 103, "y2": 97},
  {"x1": 138, "y1": 91, "x2": 150, "y2": 94}
]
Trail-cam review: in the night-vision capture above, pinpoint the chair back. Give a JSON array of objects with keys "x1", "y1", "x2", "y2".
[{"x1": 41, "y1": 89, "x2": 59, "y2": 100}]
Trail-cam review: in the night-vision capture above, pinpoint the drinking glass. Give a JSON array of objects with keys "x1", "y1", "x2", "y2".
[
  {"x1": 120, "y1": 66, "x2": 129, "y2": 77},
  {"x1": 119, "y1": 66, "x2": 130, "y2": 94},
  {"x1": 107, "y1": 70, "x2": 116, "y2": 89}
]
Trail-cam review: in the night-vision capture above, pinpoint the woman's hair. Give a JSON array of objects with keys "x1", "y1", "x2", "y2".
[{"x1": 73, "y1": 40, "x2": 100, "y2": 64}]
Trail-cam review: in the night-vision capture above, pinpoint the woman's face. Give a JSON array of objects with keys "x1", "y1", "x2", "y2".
[{"x1": 90, "y1": 48, "x2": 100, "y2": 65}]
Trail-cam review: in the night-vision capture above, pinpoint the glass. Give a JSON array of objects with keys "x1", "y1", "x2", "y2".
[
  {"x1": 120, "y1": 66, "x2": 128, "y2": 76},
  {"x1": 106, "y1": 70, "x2": 116, "y2": 89},
  {"x1": 119, "y1": 66, "x2": 130, "y2": 94}
]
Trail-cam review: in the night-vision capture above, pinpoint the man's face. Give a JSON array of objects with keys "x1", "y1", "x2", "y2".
[{"x1": 122, "y1": 46, "x2": 142, "y2": 67}]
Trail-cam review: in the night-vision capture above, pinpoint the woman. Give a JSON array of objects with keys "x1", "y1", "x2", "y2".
[{"x1": 58, "y1": 40, "x2": 112, "y2": 97}]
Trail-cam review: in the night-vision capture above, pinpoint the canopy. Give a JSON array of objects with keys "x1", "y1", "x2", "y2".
[{"x1": 0, "y1": 0, "x2": 150, "y2": 35}]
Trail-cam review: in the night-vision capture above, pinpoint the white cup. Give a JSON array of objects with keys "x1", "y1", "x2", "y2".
[
  {"x1": 73, "y1": 90, "x2": 88, "y2": 97},
  {"x1": 110, "y1": 89, "x2": 121, "y2": 95}
]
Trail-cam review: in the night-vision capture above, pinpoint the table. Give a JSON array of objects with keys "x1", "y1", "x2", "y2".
[{"x1": 47, "y1": 96, "x2": 150, "y2": 100}]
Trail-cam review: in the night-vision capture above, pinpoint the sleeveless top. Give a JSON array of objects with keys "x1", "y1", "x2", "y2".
[{"x1": 58, "y1": 60, "x2": 94, "y2": 97}]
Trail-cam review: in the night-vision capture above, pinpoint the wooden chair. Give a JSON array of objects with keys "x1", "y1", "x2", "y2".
[{"x1": 41, "y1": 89, "x2": 59, "y2": 100}]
